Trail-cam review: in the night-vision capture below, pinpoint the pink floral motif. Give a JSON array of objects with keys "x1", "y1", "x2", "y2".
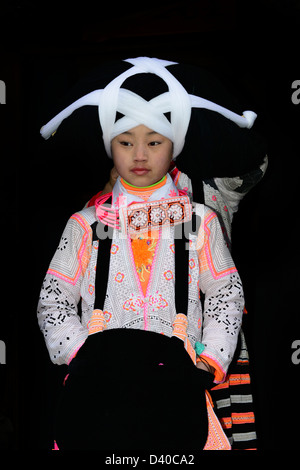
[
  {"x1": 88, "y1": 284, "x2": 94, "y2": 295},
  {"x1": 110, "y1": 244, "x2": 119, "y2": 255},
  {"x1": 123, "y1": 299, "x2": 133, "y2": 311},
  {"x1": 149, "y1": 293, "x2": 168, "y2": 309},
  {"x1": 115, "y1": 192, "x2": 127, "y2": 208},
  {"x1": 123, "y1": 294, "x2": 168, "y2": 312},
  {"x1": 123, "y1": 297, "x2": 143, "y2": 313},
  {"x1": 164, "y1": 270, "x2": 173, "y2": 281},
  {"x1": 103, "y1": 311, "x2": 112, "y2": 322},
  {"x1": 168, "y1": 189, "x2": 177, "y2": 197},
  {"x1": 115, "y1": 272, "x2": 124, "y2": 283},
  {"x1": 189, "y1": 258, "x2": 196, "y2": 269}
]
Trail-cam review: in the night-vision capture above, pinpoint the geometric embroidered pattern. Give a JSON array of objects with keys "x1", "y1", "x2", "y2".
[
  {"x1": 123, "y1": 196, "x2": 192, "y2": 235},
  {"x1": 199, "y1": 211, "x2": 237, "y2": 280},
  {"x1": 47, "y1": 213, "x2": 92, "y2": 285},
  {"x1": 204, "y1": 392, "x2": 231, "y2": 450}
]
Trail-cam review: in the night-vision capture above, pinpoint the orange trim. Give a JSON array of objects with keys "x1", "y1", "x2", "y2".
[
  {"x1": 121, "y1": 176, "x2": 167, "y2": 199},
  {"x1": 220, "y1": 417, "x2": 232, "y2": 429},
  {"x1": 232, "y1": 412, "x2": 255, "y2": 425},
  {"x1": 205, "y1": 390, "x2": 214, "y2": 408},
  {"x1": 172, "y1": 314, "x2": 196, "y2": 364},
  {"x1": 237, "y1": 358, "x2": 249, "y2": 365},
  {"x1": 204, "y1": 392, "x2": 231, "y2": 450},
  {"x1": 131, "y1": 233, "x2": 158, "y2": 295},
  {"x1": 211, "y1": 381, "x2": 229, "y2": 391},
  {"x1": 229, "y1": 374, "x2": 251, "y2": 386},
  {"x1": 87, "y1": 309, "x2": 107, "y2": 335}
]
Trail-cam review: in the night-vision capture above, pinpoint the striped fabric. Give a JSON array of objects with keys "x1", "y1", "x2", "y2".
[{"x1": 210, "y1": 329, "x2": 257, "y2": 450}]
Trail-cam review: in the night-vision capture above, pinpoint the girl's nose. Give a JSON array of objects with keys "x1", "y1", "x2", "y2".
[{"x1": 134, "y1": 144, "x2": 148, "y2": 161}]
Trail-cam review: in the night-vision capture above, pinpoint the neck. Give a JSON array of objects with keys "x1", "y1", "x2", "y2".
[{"x1": 121, "y1": 175, "x2": 167, "y2": 191}]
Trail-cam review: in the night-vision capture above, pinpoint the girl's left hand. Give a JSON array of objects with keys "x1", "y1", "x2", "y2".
[{"x1": 196, "y1": 360, "x2": 215, "y2": 375}]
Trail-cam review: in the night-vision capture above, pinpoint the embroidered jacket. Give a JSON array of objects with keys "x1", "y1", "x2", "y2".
[{"x1": 37, "y1": 176, "x2": 245, "y2": 383}]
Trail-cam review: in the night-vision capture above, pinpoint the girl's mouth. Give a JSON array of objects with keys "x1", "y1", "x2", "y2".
[{"x1": 131, "y1": 168, "x2": 150, "y2": 175}]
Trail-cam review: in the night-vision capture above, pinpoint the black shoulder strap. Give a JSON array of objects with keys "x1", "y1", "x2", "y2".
[
  {"x1": 174, "y1": 213, "x2": 199, "y2": 315},
  {"x1": 91, "y1": 197, "x2": 113, "y2": 311}
]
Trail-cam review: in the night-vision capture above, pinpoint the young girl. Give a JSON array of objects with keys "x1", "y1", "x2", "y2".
[{"x1": 37, "y1": 57, "x2": 263, "y2": 450}]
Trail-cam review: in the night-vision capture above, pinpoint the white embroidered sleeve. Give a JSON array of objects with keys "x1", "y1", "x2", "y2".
[
  {"x1": 37, "y1": 214, "x2": 91, "y2": 365},
  {"x1": 196, "y1": 207, "x2": 244, "y2": 381}
]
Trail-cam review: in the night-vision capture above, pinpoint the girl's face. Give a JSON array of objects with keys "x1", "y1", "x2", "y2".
[{"x1": 111, "y1": 125, "x2": 173, "y2": 187}]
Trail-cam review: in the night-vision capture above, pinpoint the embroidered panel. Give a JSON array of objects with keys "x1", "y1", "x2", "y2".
[
  {"x1": 47, "y1": 213, "x2": 92, "y2": 286},
  {"x1": 121, "y1": 196, "x2": 192, "y2": 235}
]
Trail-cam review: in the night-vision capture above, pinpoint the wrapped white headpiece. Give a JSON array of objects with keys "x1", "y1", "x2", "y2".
[{"x1": 40, "y1": 57, "x2": 257, "y2": 159}]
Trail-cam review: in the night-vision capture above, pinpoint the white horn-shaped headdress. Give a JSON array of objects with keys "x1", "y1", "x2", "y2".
[{"x1": 40, "y1": 57, "x2": 257, "y2": 159}]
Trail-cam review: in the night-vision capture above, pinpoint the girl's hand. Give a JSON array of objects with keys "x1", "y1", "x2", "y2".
[{"x1": 196, "y1": 359, "x2": 215, "y2": 375}]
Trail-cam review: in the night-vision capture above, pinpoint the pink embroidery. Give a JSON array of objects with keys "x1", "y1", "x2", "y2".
[
  {"x1": 53, "y1": 440, "x2": 59, "y2": 450},
  {"x1": 204, "y1": 212, "x2": 237, "y2": 280},
  {"x1": 103, "y1": 311, "x2": 112, "y2": 322},
  {"x1": 178, "y1": 188, "x2": 188, "y2": 196},
  {"x1": 149, "y1": 293, "x2": 168, "y2": 309},
  {"x1": 115, "y1": 192, "x2": 127, "y2": 208},
  {"x1": 115, "y1": 272, "x2": 125, "y2": 283},
  {"x1": 189, "y1": 259, "x2": 196, "y2": 269},
  {"x1": 163, "y1": 270, "x2": 173, "y2": 281},
  {"x1": 95, "y1": 192, "x2": 119, "y2": 229},
  {"x1": 48, "y1": 213, "x2": 91, "y2": 286},
  {"x1": 110, "y1": 244, "x2": 119, "y2": 254},
  {"x1": 88, "y1": 284, "x2": 94, "y2": 295},
  {"x1": 122, "y1": 294, "x2": 168, "y2": 312},
  {"x1": 63, "y1": 374, "x2": 69, "y2": 386}
]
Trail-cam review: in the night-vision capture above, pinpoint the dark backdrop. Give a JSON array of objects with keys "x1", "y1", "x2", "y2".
[{"x1": 1, "y1": 0, "x2": 299, "y2": 453}]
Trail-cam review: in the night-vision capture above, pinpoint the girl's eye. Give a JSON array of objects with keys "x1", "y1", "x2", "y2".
[
  {"x1": 120, "y1": 141, "x2": 132, "y2": 147},
  {"x1": 149, "y1": 141, "x2": 161, "y2": 146}
]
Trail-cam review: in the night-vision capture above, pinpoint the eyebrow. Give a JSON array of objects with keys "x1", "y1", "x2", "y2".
[{"x1": 122, "y1": 130, "x2": 159, "y2": 136}]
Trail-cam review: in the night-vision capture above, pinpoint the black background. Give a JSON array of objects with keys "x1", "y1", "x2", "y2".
[{"x1": 1, "y1": 0, "x2": 299, "y2": 454}]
